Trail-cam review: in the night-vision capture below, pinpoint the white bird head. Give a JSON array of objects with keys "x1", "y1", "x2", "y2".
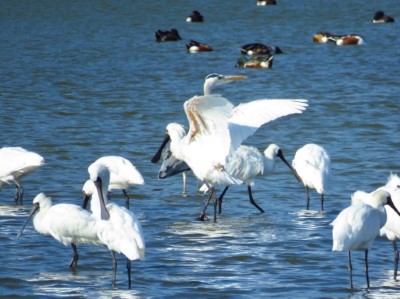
[
  {"x1": 373, "y1": 190, "x2": 400, "y2": 216},
  {"x1": 151, "y1": 123, "x2": 186, "y2": 164},
  {"x1": 17, "y1": 192, "x2": 52, "y2": 239},
  {"x1": 203, "y1": 74, "x2": 247, "y2": 96},
  {"x1": 264, "y1": 144, "x2": 302, "y2": 182}
]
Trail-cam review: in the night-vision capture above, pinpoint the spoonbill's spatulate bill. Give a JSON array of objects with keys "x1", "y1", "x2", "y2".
[
  {"x1": 86, "y1": 161, "x2": 145, "y2": 289},
  {"x1": 331, "y1": 190, "x2": 400, "y2": 289},
  {"x1": 0, "y1": 147, "x2": 45, "y2": 205}
]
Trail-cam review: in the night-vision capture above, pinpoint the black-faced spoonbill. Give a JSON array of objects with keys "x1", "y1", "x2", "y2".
[
  {"x1": 378, "y1": 173, "x2": 400, "y2": 280},
  {"x1": 17, "y1": 192, "x2": 100, "y2": 268},
  {"x1": 292, "y1": 143, "x2": 331, "y2": 210},
  {"x1": 0, "y1": 147, "x2": 45, "y2": 205},
  {"x1": 331, "y1": 190, "x2": 400, "y2": 289},
  {"x1": 85, "y1": 161, "x2": 145, "y2": 289},
  {"x1": 152, "y1": 84, "x2": 308, "y2": 221},
  {"x1": 89, "y1": 156, "x2": 144, "y2": 209}
]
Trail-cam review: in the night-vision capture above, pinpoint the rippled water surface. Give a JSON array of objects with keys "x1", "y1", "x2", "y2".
[{"x1": 1, "y1": 0, "x2": 399, "y2": 298}]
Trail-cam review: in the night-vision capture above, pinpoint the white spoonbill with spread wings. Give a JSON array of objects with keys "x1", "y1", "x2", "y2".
[
  {"x1": 152, "y1": 83, "x2": 308, "y2": 221},
  {"x1": 331, "y1": 190, "x2": 400, "y2": 289},
  {"x1": 292, "y1": 143, "x2": 331, "y2": 210},
  {"x1": 0, "y1": 147, "x2": 45, "y2": 205},
  {"x1": 85, "y1": 161, "x2": 145, "y2": 289}
]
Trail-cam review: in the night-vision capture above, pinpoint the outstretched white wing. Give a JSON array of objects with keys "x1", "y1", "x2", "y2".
[{"x1": 228, "y1": 99, "x2": 308, "y2": 153}]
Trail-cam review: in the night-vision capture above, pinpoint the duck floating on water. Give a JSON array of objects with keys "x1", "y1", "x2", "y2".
[
  {"x1": 335, "y1": 35, "x2": 365, "y2": 46},
  {"x1": 240, "y1": 43, "x2": 282, "y2": 55},
  {"x1": 155, "y1": 28, "x2": 182, "y2": 42},
  {"x1": 373, "y1": 11, "x2": 394, "y2": 23},
  {"x1": 256, "y1": 0, "x2": 277, "y2": 5},
  {"x1": 236, "y1": 55, "x2": 273, "y2": 68},
  {"x1": 186, "y1": 10, "x2": 204, "y2": 22},
  {"x1": 186, "y1": 39, "x2": 213, "y2": 53},
  {"x1": 312, "y1": 32, "x2": 365, "y2": 46},
  {"x1": 312, "y1": 32, "x2": 341, "y2": 43}
]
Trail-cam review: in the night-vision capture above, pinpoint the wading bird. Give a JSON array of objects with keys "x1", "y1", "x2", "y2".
[
  {"x1": 84, "y1": 161, "x2": 145, "y2": 289},
  {"x1": 292, "y1": 143, "x2": 330, "y2": 210},
  {"x1": 18, "y1": 193, "x2": 100, "y2": 268},
  {"x1": 0, "y1": 147, "x2": 45, "y2": 205},
  {"x1": 331, "y1": 190, "x2": 400, "y2": 289},
  {"x1": 152, "y1": 78, "x2": 308, "y2": 221},
  {"x1": 201, "y1": 144, "x2": 301, "y2": 217},
  {"x1": 378, "y1": 173, "x2": 400, "y2": 280},
  {"x1": 89, "y1": 156, "x2": 144, "y2": 209},
  {"x1": 151, "y1": 74, "x2": 247, "y2": 194}
]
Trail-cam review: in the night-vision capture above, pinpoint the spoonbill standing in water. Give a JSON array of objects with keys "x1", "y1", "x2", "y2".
[
  {"x1": 89, "y1": 156, "x2": 144, "y2": 209},
  {"x1": 378, "y1": 173, "x2": 400, "y2": 280},
  {"x1": 152, "y1": 76, "x2": 308, "y2": 221},
  {"x1": 292, "y1": 143, "x2": 331, "y2": 210},
  {"x1": 0, "y1": 147, "x2": 45, "y2": 205},
  {"x1": 17, "y1": 192, "x2": 100, "y2": 268},
  {"x1": 331, "y1": 190, "x2": 400, "y2": 289},
  {"x1": 84, "y1": 161, "x2": 145, "y2": 289}
]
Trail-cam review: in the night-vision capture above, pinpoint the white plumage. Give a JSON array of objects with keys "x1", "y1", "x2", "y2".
[
  {"x1": 0, "y1": 147, "x2": 45, "y2": 205},
  {"x1": 331, "y1": 189, "x2": 400, "y2": 289},
  {"x1": 90, "y1": 156, "x2": 144, "y2": 208},
  {"x1": 292, "y1": 143, "x2": 331, "y2": 210},
  {"x1": 199, "y1": 144, "x2": 301, "y2": 217},
  {"x1": 378, "y1": 173, "x2": 400, "y2": 280},
  {"x1": 18, "y1": 192, "x2": 100, "y2": 268},
  {"x1": 86, "y1": 161, "x2": 145, "y2": 288}
]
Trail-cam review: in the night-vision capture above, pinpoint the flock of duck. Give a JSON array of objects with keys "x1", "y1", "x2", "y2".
[
  {"x1": 155, "y1": 8, "x2": 395, "y2": 69},
  {"x1": 1, "y1": 5, "x2": 397, "y2": 292}
]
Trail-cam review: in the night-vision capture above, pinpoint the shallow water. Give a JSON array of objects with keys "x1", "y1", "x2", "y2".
[{"x1": 0, "y1": 0, "x2": 399, "y2": 298}]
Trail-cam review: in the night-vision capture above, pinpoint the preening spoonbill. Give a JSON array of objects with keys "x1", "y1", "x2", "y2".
[
  {"x1": 89, "y1": 156, "x2": 144, "y2": 209},
  {"x1": 0, "y1": 147, "x2": 45, "y2": 205},
  {"x1": 85, "y1": 161, "x2": 145, "y2": 289},
  {"x1": 152, "y1": 81, "x2": 308, "y2": 221},
  {"x1": 292, "y1": 143, "x2": 331, "y2": 210},
  {"x1": 200, "y1": 144, "x2": 301, "y2": 218},
  {"x1": 17, "y1": 193, "x2": 100, "y2": 268},
  {"x1": 331, "y1": 190, "x2": 400, "y2": 289},
  {"x1": 378, "y1": 173, "x2": 400, "y2": 280},
  {"x1": 151, "y1": 74, "x2": 247, "y2": 194}
]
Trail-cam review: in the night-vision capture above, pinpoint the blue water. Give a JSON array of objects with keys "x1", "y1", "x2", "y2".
[{"x1": 1, "y1": 0, "x2": 399, "y2": 298}]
